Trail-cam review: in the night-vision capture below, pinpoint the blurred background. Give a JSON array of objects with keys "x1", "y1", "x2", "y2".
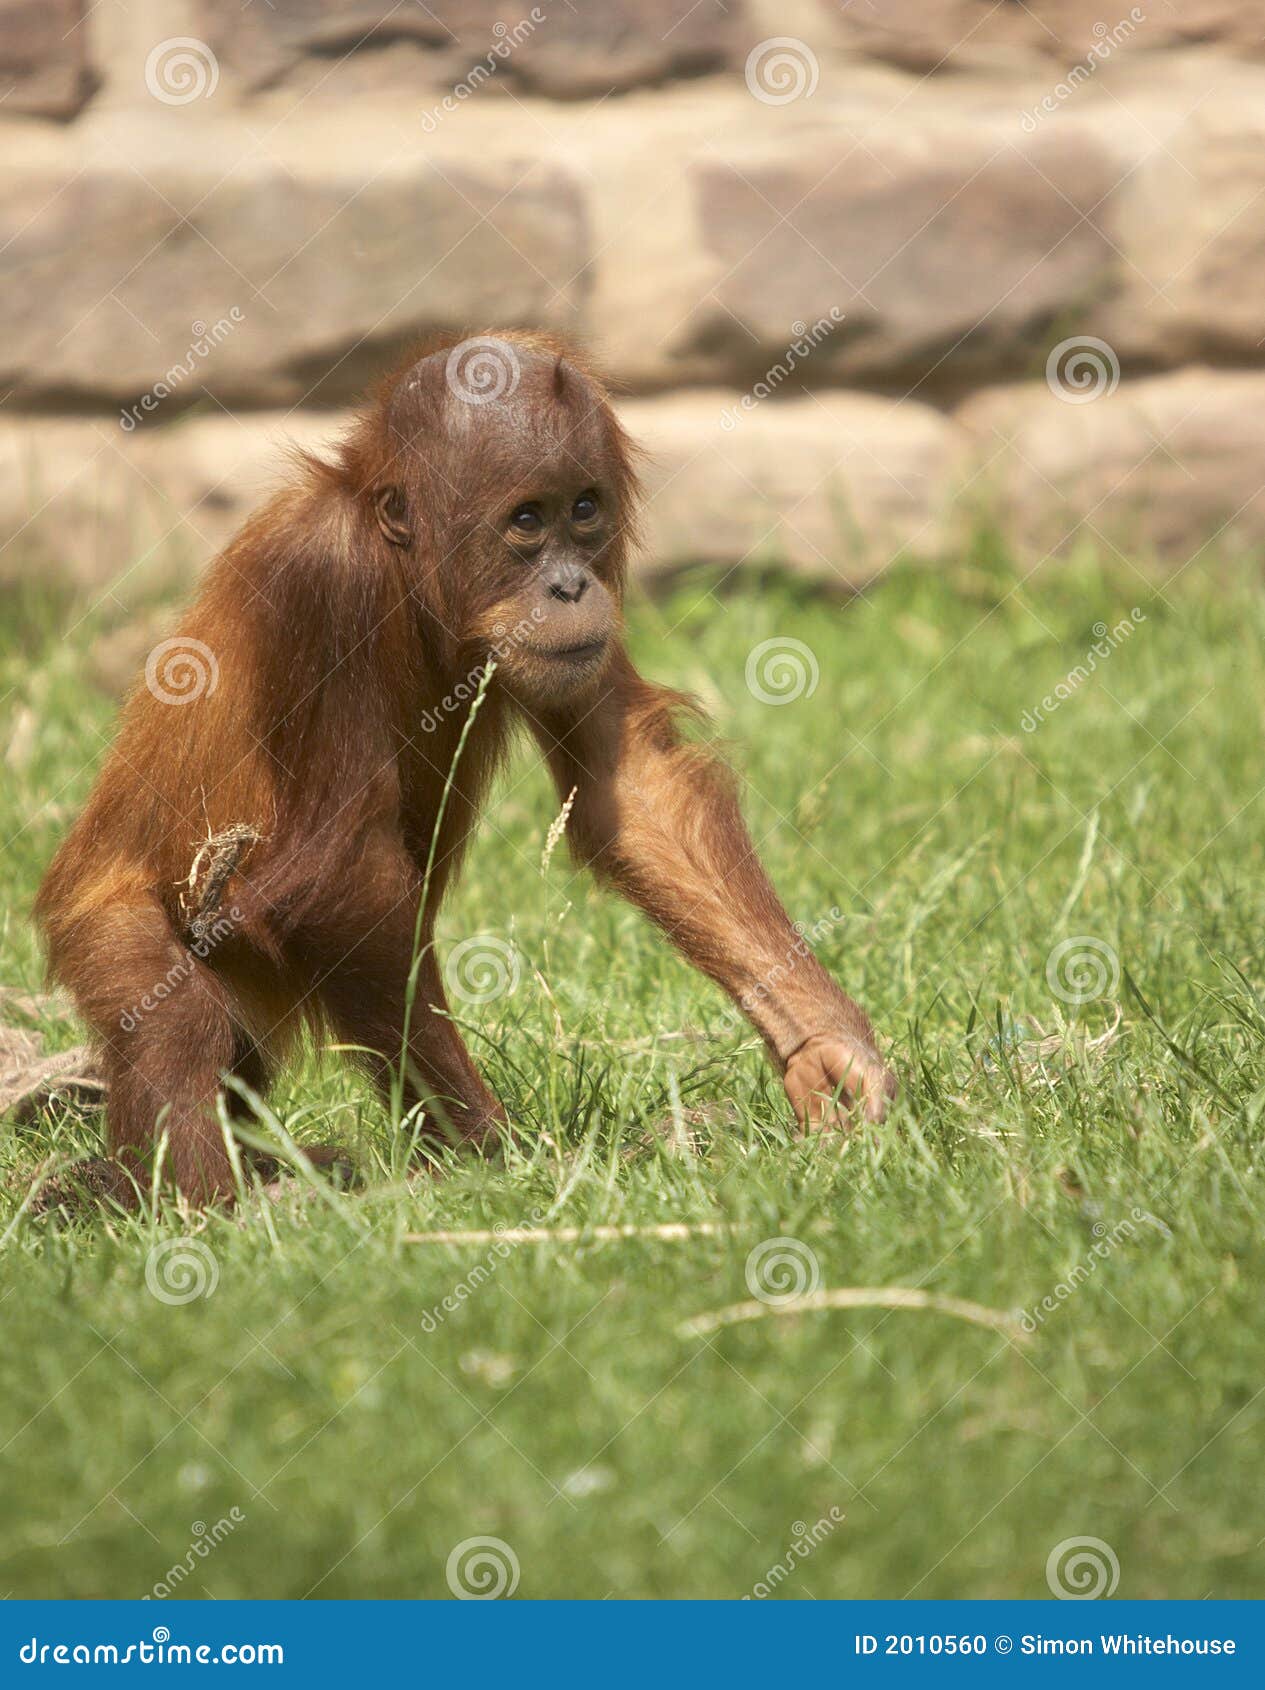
[{"x1": 4, "y1": 0, "x2": 1265, "y2": 616}]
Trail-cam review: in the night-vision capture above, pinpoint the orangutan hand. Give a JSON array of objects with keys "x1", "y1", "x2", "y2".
[{"x1": 782, "y1": 1033, "x2": 896, "y2": 1131}]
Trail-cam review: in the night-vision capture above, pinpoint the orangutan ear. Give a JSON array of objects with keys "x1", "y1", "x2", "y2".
[{"x1": 374, "y1": 485, "x2": 411, "y2": 547}]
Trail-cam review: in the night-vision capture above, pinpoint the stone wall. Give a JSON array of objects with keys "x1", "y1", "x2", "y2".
[{"x1": 3, "y1": 0, "x2": 1265, "y2": 599}]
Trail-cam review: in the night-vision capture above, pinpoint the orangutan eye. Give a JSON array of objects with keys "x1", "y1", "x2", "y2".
[
  {"x1": 509, "y1": 504, "x2": 543, "y2": 536},
  {"x1": 572, "y1": 492, "x2": 599, "y2": 524}
]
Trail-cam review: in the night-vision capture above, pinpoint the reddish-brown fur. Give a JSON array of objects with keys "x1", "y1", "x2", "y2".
[{"x1": 34, "y1": 331, "x2": 894, "y2": 1208}]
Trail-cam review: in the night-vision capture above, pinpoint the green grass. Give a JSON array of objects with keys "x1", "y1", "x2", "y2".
[{"x1": 1, "y1": 541, "x2": 1262, "y2": 1600}]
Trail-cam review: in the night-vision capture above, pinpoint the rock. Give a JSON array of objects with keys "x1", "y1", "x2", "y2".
[
  {"x1": 0, "y1": 150, "x2": 588, "y2": 408},
  {"x1": 0, "y1": 0, "x2": 95, "y2": 118},
  {"x1": 1102, "y1": 89, "x2": 1265, "y2": 368},
  {"x1": 816, "y1": 1, "x2": 1265, "y2": 73},
  {"x1": 6, "y1": 373, "x2": 1265, "y2": 593},
  {"x1": 502, "y1": 0, "x2": 737, "y2": 98},
  {"x1": 8, "y1": 60, "x2": 1265, "y2": 405},
  {"x1": 0, "y1": 411, "x2": 350, "y2": 598},
  {"x1": 1, "y1": 395, "x2": 963, "y2": 593},
  {"x1": 691, "y1": 124, "x2": 1124, "y2": 394},
  {"x1": 619, "y1": 390, "x2": 966, "y2": 581},
  {"x1": 197, "y1": 0, "x2": 737, "y2": 98},
  {"x1": 956, "y1": 368, "x2": 1265, "y2": 560}
]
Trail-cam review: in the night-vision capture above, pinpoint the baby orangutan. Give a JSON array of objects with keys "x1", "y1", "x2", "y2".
[{"x1": 34, "y1": 332, "x2": 895, "y2": 1207}]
